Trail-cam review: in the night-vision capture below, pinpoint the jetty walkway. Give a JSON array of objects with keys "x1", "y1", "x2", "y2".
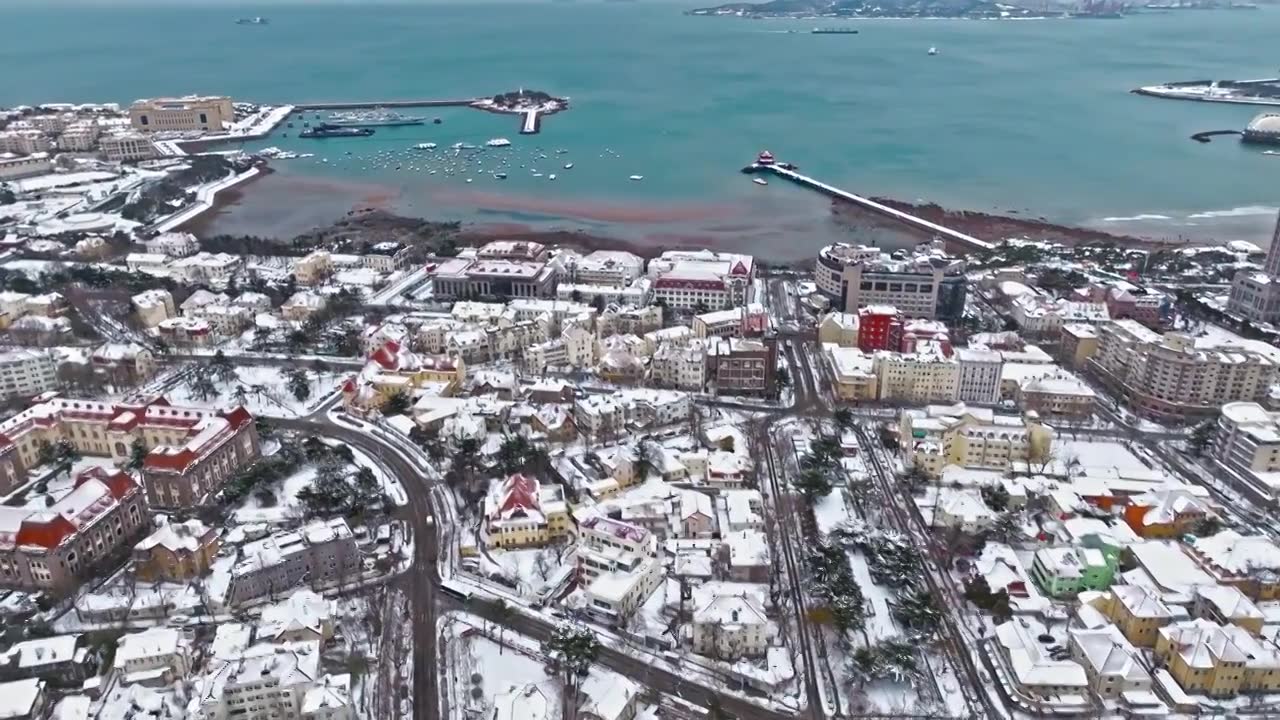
[
  {"x1": 294, "y1": 99, "x2": 478, "y2": 110},
  {"x1": 520, "y1": 110, "x2": 541, "y2": 134},
  {"x1": 748, "y1": 162, "x2": 994, "y2": 252}
]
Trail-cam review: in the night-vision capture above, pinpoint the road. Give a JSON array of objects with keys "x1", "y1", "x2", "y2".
[{"x1": 272, "y1": 414, "x2": 443, "y2": 720}]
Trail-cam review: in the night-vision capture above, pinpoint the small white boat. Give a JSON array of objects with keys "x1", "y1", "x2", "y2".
[
  {"x1": 486, "y1": 138, "x2": 511, "y2": 147},
  {"x1": 564, "y1": 162, "x2": 574, "y2": 169},
  {"x1": 753, "y1": 177, "x2": 768, "y2": 186},
  {"x1": 465, "y1": 178, "x2": 473, "y2": 183},
  {"x1": 495, "y1": 172, "x2": 508, "y2": 179},
  {"x1": 416, "y1": 143, "x2": 437, "y2": 150},
  {"x1": 629, "y1": 174, "x2": 644, "y2": 181},
  {"x1": 928, "y1": 46, "x2": 939, "y2": 56},
  {"x1": 533, "y1": 172, "x2": 543, "y2": 177},
  {"x1": 549, "y1": 174, "x2": 557, "y2": 180}
]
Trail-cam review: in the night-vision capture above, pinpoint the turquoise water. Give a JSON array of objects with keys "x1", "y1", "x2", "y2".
[{"x1": 4, "y1": 2, "x2": 1279, "y2": 256}]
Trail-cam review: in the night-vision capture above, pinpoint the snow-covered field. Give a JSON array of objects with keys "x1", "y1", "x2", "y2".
[{"x1": 164, "y1": 365, "x2": 347, "y2": 419}]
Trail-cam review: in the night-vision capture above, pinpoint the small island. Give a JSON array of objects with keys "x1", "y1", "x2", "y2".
[
  {"x1": 687, "y1": 0, "x2": 1058, "y2": 19},
  {"x1": 470, "y1": 89, "x2": 569, "y2": 135}
]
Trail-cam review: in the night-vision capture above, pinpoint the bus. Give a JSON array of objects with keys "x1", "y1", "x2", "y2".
[{"x1": 440, "y1": 579, "x2": 473, "y2": 602}]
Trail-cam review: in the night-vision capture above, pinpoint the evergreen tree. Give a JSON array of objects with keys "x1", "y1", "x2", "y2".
[
  {"x1": 1188, "y1": 419, "x2": 1216, "y2": 457},
  {"x1": 211, "y1": 350, "x2": 237, "y2": 384},
  {"x1": 125, "y1": 439, "x2": 148, "y2": 471},
  {"x1": 981, "y1": 483, "x2": 1010, "y2": 512},
  {"x1": 286, "y1": 368, "x2": 312, "y2": 402},
  {"x1": 189, "y1": 369, "x2": 218, "y2": 402},
  {"x1": 381, "y1": 390, "x2": 411, "y2": 416},
  {"x1": 794, "y1": 466, "x2": 833, "y2": 504},
  {"x1": 833, "y1": 407, "x2": 854, "y2": 431}
]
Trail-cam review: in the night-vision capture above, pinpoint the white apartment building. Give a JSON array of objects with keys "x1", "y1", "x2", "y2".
[
  {"x1": 899, "y1": 404, "x2": 1054, "y2": 477},
  {"x1": 115, "y1": 627, "x2": 191, "y2": 685},
  {"x1": 58, "y1": 122, "x2": 99, "y2": 152},
  {"x1": 578, "y1": 515, "x2": 663, "y2": 624},
  {"x1": 0, "y1": 153, "x2": 53, "y2": 181},
  {"x1": 823, "y1": 244, "x2": 968, "y2": 322},
  {"x1": 956, "y1": 347, "x2": 1003, "y2": 404},
  {"x1": 994, "y1": 620, "x2": 1090, "y2": 700},
  {"x1": 132, "y1": 289, "x2": 175, "y2": 328},
  {"x1": 362, "y1": 242, "x2": 411, "y2": 272},
  {"x1": 652, "y1": 339, "x2": 707, "y2": 390},
  {"x1": 99, "y1": 133, "x2": 157, "y2": 162},
  {"x1": 872, "y1": 347, "x2": 959, "y2": 404},
  {"x1": 555, "y1": 280, "x2": 651, "y2": 307},
  {"x1": 1011, "y1": 297, "x2": 1110, "y2": 336},
  {"x1": 648, "y1": 250, "x2": 754, "y2": 311},
  {"x1": 195, "y1": 641, "x2": 323, "y2": 720},
  {"x1": 575, "y1": 395, "x2": 627, "y2": 439},
  {"x1": 0, "y1": 350, "x2": 58, "y2": 401},
  {"x1": 171, "y1": 252, "x2": 243, "y2": 285},
  {"x1": 1215, "y1": 402, "x2": 1280, "y2": 493},
  {"x1": 129, "y1": 95, "x2": 233, "y2": 133},
  {"x1": 813, "y1": 243, "x2": 881, "y2": 297},
  {"x1": 569, "y1": 250, "x2": 645, "y2": 288},
  {"x1": 144, "y1": 232, "x2": 200, "y2": 257},
  {"x1": 690, "y1": 593, "x2": 775, "y2": 660},
  {"x1": 1090, "y1": 320, "x2": 1279, "y2": 422},
  {"x1": 0, "y1": 130, "x2": 52, "y2": 155}
]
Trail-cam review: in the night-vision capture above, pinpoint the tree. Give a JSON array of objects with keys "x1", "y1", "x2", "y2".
[
  {"x1": 630, "y1": 436, "x2": 660, "y2": 482},
  {"x1": 210, "y1": 350, "x2": 238, "y2": 384},
  {"x1": 833, "y1": 407, "x2": 854, "y2": 431},
  {"x1": 0, "y1": 183, "x2": 15, "y2": 206},
  {"x1": 381, "y1": 390, "x2": 411, "y2": 416},
  {"x1": 892, "y1": 586, "x2": 942, "y2": 638},
  {"x1": 496, "y1": 434, "x2": 530, "y2": 477},
  {"x1": 543, "y1": 623, "x2": 600, "y2": 718},
  {"x1": 286, "y1": 368, "x2": 312, "y2": 402},
  {"x1": 794, "y1": 466, "x2": 832, "y2": 504},
  {"x1": 1188, "y1": 418, "x2": 1216, "y2": 457},
  {"x1": 125, "y1": 439, "x2": 148, "y2": 471},
  {"x1": 981, "y1": 483, "x2": 1010, "y2": 512},
  {"x1": 776, "y1": 365, "x2": 792, "y2": 391},
  {"x1": 189, "y1": 369, "x2": 218, "y2": 402}
]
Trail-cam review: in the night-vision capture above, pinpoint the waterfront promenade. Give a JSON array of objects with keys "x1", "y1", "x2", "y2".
[{"x1": 748, "y1": 161, "x2": 995, "y2": 252}]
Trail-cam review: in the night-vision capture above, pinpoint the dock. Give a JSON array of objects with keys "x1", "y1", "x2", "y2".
[{"x1": 746, "y1": 159, "x2": 994, "y2": 252}]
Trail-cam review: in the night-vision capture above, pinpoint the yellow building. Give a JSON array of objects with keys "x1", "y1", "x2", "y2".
[
  {"x1": 129, "y1": 95, "x2": 234, "y2": 133},
  {"x1": 898, "y1": 404, "x2": 1053, "y2": 477},
  {"x1": 1193, "y1": 585, "x2": 1265, "y2": 636},
  {"x1": 1091, "y1": 584, "x2": 1175, "y2": 648},
  {"x1": 132, "y1": 519, "x2": 219, "y2": 582},
  {"x1": 483, "y1": 474, "x2": 571, "y2": 549},
  {"x1": 341, "y1": 341, "x2": 465, "y2": 412},
  {"x1": 823, "y1": 344, "x2": 878, "y2": 401},
  {"x1": 293, "y1": 250, "x2": 334, "y2": 286},
  {"x1": 1155, "y1": 619, "x2": 1280, "y2": 697},
  {"x1": 1060, "y1": 323, "x2": 1099, "y2": 369},
  {"x1": 817, "y1": 312, "x2": 859, "y2": 348}
]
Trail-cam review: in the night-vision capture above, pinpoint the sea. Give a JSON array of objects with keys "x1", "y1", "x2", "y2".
[{"x1": 3, "y1": 0, "x2": 1279, "y2": 259}]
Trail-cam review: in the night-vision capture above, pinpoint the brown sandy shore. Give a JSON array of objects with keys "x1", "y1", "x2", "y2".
[
  {"x1": 188, "y1": 169, "x2": 1174, "y2": 263},
  {"x1": 865, "y1": 197, "x2": 1185, "y2": 250}
]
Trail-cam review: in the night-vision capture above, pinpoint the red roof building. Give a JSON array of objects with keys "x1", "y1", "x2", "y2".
[{"x1": 0, "y1": 467, "x2": 148, "y2": 593}]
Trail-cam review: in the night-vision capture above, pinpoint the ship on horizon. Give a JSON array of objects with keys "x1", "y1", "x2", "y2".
[
  {"x1": 235, "y1": 16, "x2": 269, "y2": 25},
  {"x1": 811, "y1": 27, "x2": 859, "y2": 33},
  {"x1": 326, "y1": 110, "x2": 425, "y2": 128}
]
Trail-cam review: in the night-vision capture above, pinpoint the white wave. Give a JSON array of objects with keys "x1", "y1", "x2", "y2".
[
  {"x1": 1186, "y1": 205, "x2": 1278, "y2": 220},
  {"x1": 1100, "y1": 214, "x2": 1172, "y2": 222}
]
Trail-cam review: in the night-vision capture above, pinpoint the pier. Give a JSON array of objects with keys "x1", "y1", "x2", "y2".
[
  {"x1": 745, "y1": 158, "x2": 994, "y2": 252},
  {"x1": 293, "y1": 99, "x2": 478, "y2": 110},
  {"x1": 520, "y1": 110, "x2": 541, "y2": 135}
]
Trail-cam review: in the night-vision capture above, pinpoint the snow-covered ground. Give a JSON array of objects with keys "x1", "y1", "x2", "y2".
[{"x1": 164, "y1": 365, "x2": 347, "y2": 419}]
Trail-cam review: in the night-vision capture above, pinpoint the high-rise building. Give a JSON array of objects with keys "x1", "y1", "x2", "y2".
[{"x1": 1227, "y1": 209, "x2": 1280, "y2": 325}]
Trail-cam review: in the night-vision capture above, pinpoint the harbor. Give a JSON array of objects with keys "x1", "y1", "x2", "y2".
[{"x1": 743, "y1": 152, "x2": 994, "y2": 253}]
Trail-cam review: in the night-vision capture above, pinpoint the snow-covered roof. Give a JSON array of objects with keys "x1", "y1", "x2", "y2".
[
  {"x1": 116, "y1": 627, "x2": 185, "y2": 666},
  {"x1": 0, "y1": 635, "x2": 80, "y2": 670},
  {"x1": 257, "y1": 589, "x2": 334, "y2": 641},
  {"x1": 1069, "y1": 625, "x2": 1149, "y2": 684},
  {"x1": 994, "y1": 620, "x2": 1088, "y2": 692},
  {"x1": 1192, "y1": 530, "x2": 1280, "y2": 578},
  {"x1": 0, "y1": 678, "x2": 44, "y2": 720},
  {"x1": 134, "y1": 518, "x2": 212, "y2": 554}
]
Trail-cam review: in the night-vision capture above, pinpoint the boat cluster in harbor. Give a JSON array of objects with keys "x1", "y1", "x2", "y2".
[{"x1": 267, "y1": 138, "x2": 647, "y2": 183}]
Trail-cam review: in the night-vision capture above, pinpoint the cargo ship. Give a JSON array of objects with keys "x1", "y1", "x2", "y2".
[
  {"x1": 235, "y1": 17, "x2": 269, "y2": 24},
  {"x1": 299, "y1": 124, "x2": 375, "y2": 139},
  {"x1": 327, "y1": 111, "x2": 425, "y2": 128},
  {"x1": 812, "y1": 27, "x2": 859, "y2": 33}
]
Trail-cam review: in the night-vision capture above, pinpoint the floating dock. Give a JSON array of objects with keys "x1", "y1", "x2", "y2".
[{"x1": 745, "y1": 159, "x2": 994, "y2": 252}]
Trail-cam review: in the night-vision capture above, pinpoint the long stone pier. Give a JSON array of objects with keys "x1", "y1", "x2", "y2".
[{"x1": 748, "y1": 162, "x2": 994, "y2": 252}]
